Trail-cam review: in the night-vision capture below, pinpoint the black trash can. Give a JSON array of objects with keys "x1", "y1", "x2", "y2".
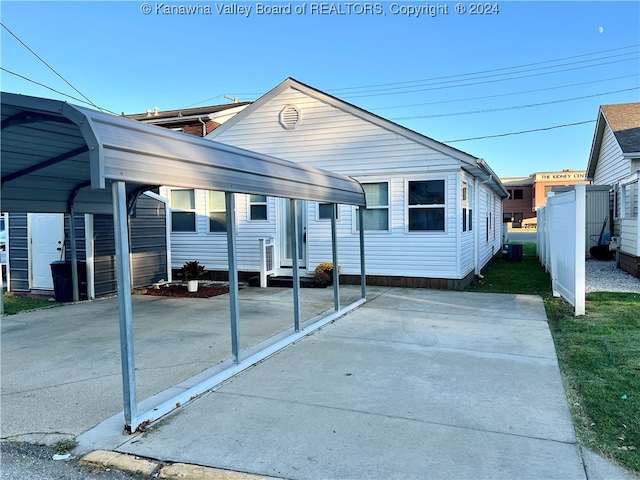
[
  {"x1": 503, "y1": 244, "x2": 524, "y2": 261},
  {"x1": 50, "y1": 260, "x2": 73, "y2": 302}
]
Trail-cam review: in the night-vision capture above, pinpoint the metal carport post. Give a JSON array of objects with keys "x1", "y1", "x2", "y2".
[
  {"x1": 1, "y1": 91, "x2": 369, "y2": 433},
  {"x1": 112, "y1": 181, "x2": 138, "y2": 427}
]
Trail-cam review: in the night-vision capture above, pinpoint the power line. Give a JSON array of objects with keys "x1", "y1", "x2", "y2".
[
  {"x1": 0, "y1": 22, "x2": 104, "y2": 112},
  {"x1": 444, "y1": 120, "x2": 596, "y2": 143},
  {"x1": 185, "y1": 45, "x2": 639, "y2": 109},
  {"x1": 371, "y1": 74, "x2": 639, "y2": 111},
  {"x1": 0, "y1": 67, "x2": 119, "y2": 115},
  {"x1": 391, "y1": 87, "x2": 640, "y2": 121},
  {"x1": 341, "y1": 52, "x2": 637, "y2": 97},
  {"x1": 327, "y1": 44, "x2": 639, "y2": 93},
  {"x1": 341, "y1": 56, "x2": 639, "y2": 99}
]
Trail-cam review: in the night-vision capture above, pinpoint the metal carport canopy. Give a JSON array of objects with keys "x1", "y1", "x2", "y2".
[
  {"x1": 1, "y1": 91, "x2": 368, "y2": 433},
  {"x1": 1, "y1": 92, "x2": 366, "y2": 213}
]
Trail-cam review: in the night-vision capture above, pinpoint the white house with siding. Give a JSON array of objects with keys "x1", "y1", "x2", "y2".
[
  {"x1": 162, "y1": 78, "x2": 508, "y2": 289},
  {"x1": 586, "y1": 102, "x2": 640, "y2": 277}
]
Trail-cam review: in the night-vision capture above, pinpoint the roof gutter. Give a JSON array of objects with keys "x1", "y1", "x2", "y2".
[
  {"x1": 477, "y1": 158, "x2": 509, "y2": 199},
  {"x1": 134, "y1": 113, "x2": 214, "y2": 125}
]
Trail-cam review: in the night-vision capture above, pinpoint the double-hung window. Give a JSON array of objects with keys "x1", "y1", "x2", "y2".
[
  {"x1": 408, "y1": 180, "x2": 445, "y2": 231},
  {"x1": 356, "y1": 182, "x2": 389, "y2": 231},
  {"x1": 249, "y1": 195, "x2": 268, "y2": 221},
  {"x1": 208, "y1": 191, "x2": 227, "y2": 233},
  {"x1": 170, "y1": 189, "x2": 196, "y2": 232}
]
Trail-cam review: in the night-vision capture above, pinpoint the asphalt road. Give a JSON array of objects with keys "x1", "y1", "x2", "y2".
[
  {"x1": 0, "y1": 442, "x2": 146, "y2": 480},
  {"x1": 507, "y1": 231, "x2": 537, "y2": 243}
]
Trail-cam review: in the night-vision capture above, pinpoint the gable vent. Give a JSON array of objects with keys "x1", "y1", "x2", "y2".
[{"x1": 279, "y1": 104, "x2": 302, "y2": 130}]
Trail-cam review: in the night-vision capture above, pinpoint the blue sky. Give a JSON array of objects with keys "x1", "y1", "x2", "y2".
[{"x1": 1, "y1": 1, "x2": 638, "y2": 177}]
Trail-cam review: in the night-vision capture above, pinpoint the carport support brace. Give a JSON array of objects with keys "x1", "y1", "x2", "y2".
[{"x1": 112, "y1": 181, "x2": 138, "y2": 431}]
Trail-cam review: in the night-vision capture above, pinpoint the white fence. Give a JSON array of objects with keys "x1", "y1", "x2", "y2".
[{"x1": 537, "y1": 183, "x2": 586, "y2": 316}]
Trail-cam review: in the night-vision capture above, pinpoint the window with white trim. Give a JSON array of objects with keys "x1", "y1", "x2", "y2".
[
  {"x1": 467, "y1": 181, "x2": 473, "y2": 232},
  {"x1": 356, "y1": 182, "x2": 389, "y2": 231},
  {"x1": 170, "y1": 189, "x2": 196, "y2": 232},
  {"x1": 462, "y1": 181, "x2": 472, "y2": 233},
  {"x1": 208, "y1": 191, "x2": 226, "y2": 232},
  {"x1": 249, "y1": 195, "x2": 268, "y2": 221},
  {"x1": 408, "y1": 180, "x2": 445, "y2": 231}
]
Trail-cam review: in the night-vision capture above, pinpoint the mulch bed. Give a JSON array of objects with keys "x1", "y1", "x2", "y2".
[{"x1": 141, "y1": 283, "x2": 230, "y2": 298}]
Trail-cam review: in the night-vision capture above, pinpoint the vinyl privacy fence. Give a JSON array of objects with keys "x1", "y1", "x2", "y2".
[{"x1": 537, "y1": 183, "x2": 586, "y2": 316}]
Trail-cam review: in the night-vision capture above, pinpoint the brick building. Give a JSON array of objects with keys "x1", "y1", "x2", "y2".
[{"x1": 501, "y1": 169, "x2": 588, "y2": 228}]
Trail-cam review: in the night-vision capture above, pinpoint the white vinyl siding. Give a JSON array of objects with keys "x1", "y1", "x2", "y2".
[
  {"x1": 161, "y1": 188, "x2": 278, "y2": 271},
  {"x1": 459, "y1": 173, "x2": 475, "y2": 278},
  {"x1": 593, "y1": 126, "x2": 630, "y2": 185},
  {"x1": 307, "y1": 175, "x2": 460, "y2": 278},
  {"x1": 211, "y1": 89, "x2": 461, "y2": 177},
  {"x1": 592, "y1": 123, "x2": 637, "y2": 254},
  {"x1": 620, "y1": 218, "x2": 639, "y2": 256},
  {"x1": 200, "y1": 85, "x2": 504, "y2": 280}
]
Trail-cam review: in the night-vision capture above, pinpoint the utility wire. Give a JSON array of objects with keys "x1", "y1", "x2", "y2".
[
  {"x1": 340, "y1": 52, "x2": 637, "y2": 97},
  {"x1": 328, "y1": 44, "x2": 639, "y2": 93},
  {"x1": 391, "y1": 87, "x2": 640, "y2": 120},
  {"x1": 189, "y1": 45, "x2": 639, "y2": 108},
  {"x1": 371, "y1": 74, "x2": 639, "y2": 111},
  {"x1": 342, "y1": 56, "x2": 639, "y2": 99},
  {"x1": 444, "y1": 120, "x2": 596, "y2": 143},
  {"x1": 1, "y1": 67, "x2": 119, "y2": 115},
  {"x1": 0, "y1": 22, "x2": 104, "y2": 112}
]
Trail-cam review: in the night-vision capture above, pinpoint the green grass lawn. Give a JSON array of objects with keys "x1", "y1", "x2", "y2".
[
  {"x1": 466, "y1": 243, "x2": 640, "y2": 475},
  {"x1": 2, "y1": 293, "x2": 58, "y2": 315}
]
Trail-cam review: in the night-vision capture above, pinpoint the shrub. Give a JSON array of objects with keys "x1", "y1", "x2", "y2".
[
  {"x1": 314, "y1": 262, "x2": 341, "y2": 287},
  {"x1": 181, "y1": 261, "x2": 205, "y2": 281}
]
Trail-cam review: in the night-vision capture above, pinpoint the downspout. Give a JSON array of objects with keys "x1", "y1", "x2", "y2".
[
  {"x1": 198, "y1": 117, "x2": 207, "y2": 137},
  {"x1": 474, "y1": 173, "x2": 494, "y2": 277}
]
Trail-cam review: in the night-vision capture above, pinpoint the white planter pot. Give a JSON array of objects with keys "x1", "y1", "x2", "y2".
[{"x1": 187, "y1": 280, "x2": 199, "y2": 292}]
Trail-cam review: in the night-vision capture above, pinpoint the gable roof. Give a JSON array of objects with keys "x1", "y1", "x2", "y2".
[
  {"x1": 586, "y1": 102, "x2": 640, "y2": 179},
  {"x1": 209, "y1": 77, "x2": 508, "y2": 199},
  {"x1": 1, "y1": 92, "x2": 365, "y2": 213},
  {"x1": 601, "y1": 102, "x2": 640, "y2": 154}
]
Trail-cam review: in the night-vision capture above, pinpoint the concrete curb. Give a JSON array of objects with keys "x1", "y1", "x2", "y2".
[
  {"x1": 80, "y1": 450, "x2": 158, "y2": 475},
  {"x1": 160, "y1": 463, "x2": 273, "y2": 479},
  {"x1": 80, "y1": 450, "x2": 277, "y2": 479}
]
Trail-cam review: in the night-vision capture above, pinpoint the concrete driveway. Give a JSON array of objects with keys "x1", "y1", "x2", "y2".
[{"x1": 2, "y1": 287, "x2": 637, "y2": 479}]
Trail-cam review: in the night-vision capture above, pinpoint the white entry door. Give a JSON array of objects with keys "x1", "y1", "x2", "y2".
[
  {"x1": 279, "y1": 199, "x2": 307, "y2": 268},
  {"x1": 31, "y1": 213, "x2": 65, "y2": 290}
]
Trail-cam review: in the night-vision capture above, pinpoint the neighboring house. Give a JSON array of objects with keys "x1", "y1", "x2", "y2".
[
  {"x1": 156, "y1": 78, "x2": 508, "y2": 289},
  {"x1": 586, "y1": 102, "x2": 640, "y2": 277},
  {"x1": 5, "y1": 192, "x2": 170, "y2": 298},
  {"x1": 127, "y1": 101, "x2": 251, "y2": 136}
]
